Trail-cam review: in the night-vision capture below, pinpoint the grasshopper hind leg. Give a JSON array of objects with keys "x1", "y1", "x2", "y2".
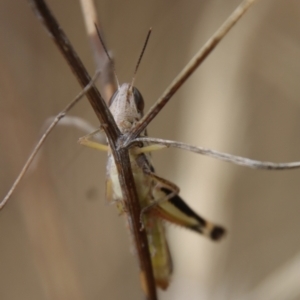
[
  {"x1": 138, "y1": 157, "x2": 226, "y2": 241},
  {"x1": 154, "y1": 187, "x2": 226, "y2": 241}
]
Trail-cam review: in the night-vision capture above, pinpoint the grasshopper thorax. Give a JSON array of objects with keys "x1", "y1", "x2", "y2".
[{"x1": 109, "y1": 83, "x2": 144, "y2": 133}]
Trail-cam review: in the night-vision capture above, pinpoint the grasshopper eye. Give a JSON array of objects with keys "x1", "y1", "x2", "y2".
[{"x1": 132, "y1": 87, "x2": 145, "y2": 113}]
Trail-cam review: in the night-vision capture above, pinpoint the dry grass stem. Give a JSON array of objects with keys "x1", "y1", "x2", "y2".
[
  {"x1": 124, "y1": 0, "x2": 259, "y2": 144},
  {"x1": 132, "y1": 137, "x2": 300, "y2": 170}
]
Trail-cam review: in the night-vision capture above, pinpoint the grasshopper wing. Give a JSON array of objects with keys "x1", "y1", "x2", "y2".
[{"x1": 144, "y1": 215, "x2": 173, "y2": 290}]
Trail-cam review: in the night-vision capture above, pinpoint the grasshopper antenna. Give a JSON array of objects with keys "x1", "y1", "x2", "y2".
[
  {"x1": 129, "y1": 27, "x2": 152, "y2": 91},
  {"x1": 94, "y1": 24, "x2": 120, "y2": 89}
]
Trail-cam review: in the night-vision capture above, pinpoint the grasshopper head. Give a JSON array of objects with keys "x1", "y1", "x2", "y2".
[{"x1": 109, "y1": 83, "x2": 144, "y2": 133}]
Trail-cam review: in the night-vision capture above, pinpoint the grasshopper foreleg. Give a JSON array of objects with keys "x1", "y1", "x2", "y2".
[{"x1": 78, "y1": 128, "x2": 109, "y2": 152}]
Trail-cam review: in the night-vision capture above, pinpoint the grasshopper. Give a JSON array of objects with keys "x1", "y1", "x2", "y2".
[{"x1": 79, "y1": 82, "x2": 225, "y2": 289}]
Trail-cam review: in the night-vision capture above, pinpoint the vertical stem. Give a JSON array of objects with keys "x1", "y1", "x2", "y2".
[{"x1": 29, "y1": 0, "x2": 157, "y2": 298}]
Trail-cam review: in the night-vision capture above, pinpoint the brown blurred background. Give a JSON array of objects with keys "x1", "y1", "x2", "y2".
[{"x1": 1, "y1": 0, "x2": 300, "y2": 299}]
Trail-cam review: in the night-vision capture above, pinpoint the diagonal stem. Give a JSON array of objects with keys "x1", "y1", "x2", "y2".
[
  {"x1": 124, "y1": 0, "x2": 259, "y2": 145},
  {"x1": 0, "y1": 71, "x2": 100, "y2": 210},
  {"x1": 28, "y1": 0, "x2": 157, "y2": 299},
  {"x1": 28, "y1": 0, "x2": 120, "y2": 142}
]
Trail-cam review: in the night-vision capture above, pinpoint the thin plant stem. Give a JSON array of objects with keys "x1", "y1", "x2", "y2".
[
  {"x1": 79, "y1": 0, "x2": 116, "y2": 102},
  {"x1": 28, "y1": 0, "x2": 120, "y2": 140},
  {"x1": 124, "y1": 0, "x2": 259, "y2": 145},
  {"x1": 131, "y1": 137, "x2": 300, "y2": 170},
  {"x1": 0, "y1": 71, "x2": 100, "y2": 210}
]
